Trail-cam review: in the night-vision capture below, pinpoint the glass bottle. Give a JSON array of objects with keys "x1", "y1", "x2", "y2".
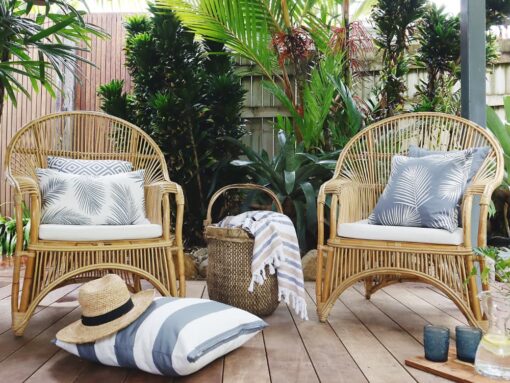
[{"x1": 474, "y1": 291, "x2": 510, "y2": 380}]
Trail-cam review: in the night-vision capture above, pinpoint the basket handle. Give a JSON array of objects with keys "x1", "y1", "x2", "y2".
[{"x1": 204, "y1": 183, "x2": 283, "y2": 227}]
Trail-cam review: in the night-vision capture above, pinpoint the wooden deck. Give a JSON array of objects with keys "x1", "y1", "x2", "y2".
[{"x1": 0, "y1": 268, "x2": 468, "y2": 383}]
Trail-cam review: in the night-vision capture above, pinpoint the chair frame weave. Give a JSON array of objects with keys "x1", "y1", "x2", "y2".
[
  {"x1": 316, "y1": 112, "x2": 504, "y2": 327},
  {"x1": 5, "y1": 111, "x2": 186, "y2": 336}
]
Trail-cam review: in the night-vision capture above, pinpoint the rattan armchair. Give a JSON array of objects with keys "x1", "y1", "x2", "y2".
[
  {"x1": 316, "y1": 113, "x2": 504, "y2": 327},
  {"x1": 5, "y1": 111, "x2": 186, "y2": 336}
]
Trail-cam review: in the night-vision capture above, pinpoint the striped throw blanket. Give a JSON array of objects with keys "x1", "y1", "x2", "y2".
[{"x1": 217, "y1": 211, "x2": 308, "y2": 320}]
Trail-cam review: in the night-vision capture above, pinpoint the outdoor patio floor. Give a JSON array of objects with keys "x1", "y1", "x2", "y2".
[{"x1": 0, "y1": 268, "x2": 466, "y2": 383}]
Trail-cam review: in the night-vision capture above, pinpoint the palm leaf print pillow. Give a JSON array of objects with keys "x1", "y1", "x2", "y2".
[
  {"x1": 368, "y1": 153, "x2": 471, "y2": 232},
  {"x1": 36, "y1": 169, "x2": 146, "y2": 225}
]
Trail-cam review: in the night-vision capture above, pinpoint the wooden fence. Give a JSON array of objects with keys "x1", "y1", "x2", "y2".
[{"x1": 1, "y1": 12, "x2": 510, "y2": 214}]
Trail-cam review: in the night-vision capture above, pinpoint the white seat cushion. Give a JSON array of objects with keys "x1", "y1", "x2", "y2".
[
  {"x1": 39, "y1": 223, "x2": 163, "y2": 241},
  {"x1": 337, "y1": 219, "x2": 464, "y2": 245}
]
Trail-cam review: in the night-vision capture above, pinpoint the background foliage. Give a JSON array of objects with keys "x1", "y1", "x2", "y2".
[
  {"x1": 98, "y1": 6, "x2": 245, "y2": 245},
  {"x1": 0, "y1": 0, "x2": 106, "y2": 122}
]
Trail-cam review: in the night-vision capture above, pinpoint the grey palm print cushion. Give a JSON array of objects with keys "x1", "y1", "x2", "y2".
[
  {"x1": 408, "y1": 146, "x2": 489, "y2": 184},
  {"x1": 368, "y1": 154, "x2": 470, "y2": 232},
  {"x1": 47, "y1": 157, "x2": 132, "y2": 176},
  {"x1": 37, "y1": 169, "x2": 146, "y2": 225}
]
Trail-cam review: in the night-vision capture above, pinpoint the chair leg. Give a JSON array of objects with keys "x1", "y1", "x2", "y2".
[
  {"x1": 12, "y1": 311, "x2": 31, "y2": 336},
  {"x1": 364, "y1": 278, "x2": 374, "y2": 299}
]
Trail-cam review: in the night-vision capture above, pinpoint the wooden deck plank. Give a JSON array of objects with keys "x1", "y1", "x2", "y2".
[
  {"x1": 178, "y1": 358, "x2": 223, "y2": 383},
  {"x1": 0, "y1": 284, "x2": 79, "y2": 335},
  {"x1": 0, "y1": 284, "x2": 13, "y2": 300},
  {"x1": 293, "y1": 286, "x2": 368, "y2": 383},
  {"x1": 124, "y1": 369, "x2": 173, "y2": 382},
  {"x1": 352, "y1": 285, "x2": 429, "y2": 344},
  {"x1": 404, "y1": 283, "x2": 468, "y2": 324},
  {"x1": 0, "y1": 286, "x2": 80, "y2": 362},
  {"x1": 326, "y1": 288, "x2": 417, "y2": 383},
  {"x1": 264, "y1": 303, "x2": 320, "y2": 383},
  {"x1": 73, "y1": 363, "x2": 129, "y2": 383},
  {"x1": 25, "y1": 351, "x2": 90, "y2": 383},
  {"x1": 0, "y1": 272, "x2": 475, "y2": 383},
  {"x1": 341, "y1": 288, "x2": 451, "y2": 383},
  {"x1": 383, "y1": 284, "x2": 465, "y2": 334},
  {"x1": 222, "y1": 332, "x2": 270, "y2": 383},
  {"x1": 0, "y1": 308, "x2": 81, "y2": 382}
]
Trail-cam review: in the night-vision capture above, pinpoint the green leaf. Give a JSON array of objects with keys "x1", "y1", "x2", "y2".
[
  {"x1": 284, "y1": 170, "x2": 296, "y2": 195},
  {"x1": 292, "y1": 199, "x2": 306, "y2": 251},
  {"x1": 487, "y1": 106, "x2": 510, "y2": 155},
  {"x1": 300, "y1": 181, "x2": 317, "y2": 231},
  {"x1": 231, "y1": 160, "x2": 255, "y2": 166},
  {"x1": 504, "y1": 95, "x2": 510, "y2": 123}
]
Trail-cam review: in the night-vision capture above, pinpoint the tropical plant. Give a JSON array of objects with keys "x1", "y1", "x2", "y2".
[
  {"x1": 97, "y1": 6, "x2": 245, "y2": 245},
  {"x1": 487, "y1": 97, "x2": 510, "y2": 185},
  {"x1": 412, "y1": 5, "x2": 500, "y2": 114},
  {"x1": 472, "y1": 247, "x2": 510, "y2": 298},
  {"x1": 0, "y1": 203, "x2": 30, "y2": 256},
  {"x1": 0, "y1": 0, "x2": 106, "y2": 122},
  {"x1": 156, "y1": 0, "x2": 368, "y2": 150},
  {"x1": 370, "y1": 0, "x2": 426, "y2": 119},
  {"x1": 486, "y1": 0, "x2": 510, "y2": 28},
  {"x1": 412, "y1": 5, "x2": 460, "y2": 114},
  {"x1": 225, "y1": 130, "x2": 339, "y2": 251},
  {"x1": 486, "y1": 98, "x2": 510, "y2": 239},
  {"x1": 474, "y1": 247, "x2": 510, "y2": 285}
]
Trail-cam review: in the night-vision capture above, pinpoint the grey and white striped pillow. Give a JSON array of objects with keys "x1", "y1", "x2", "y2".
[
  {"x1": 54, "y1": 297, "x2": 267, "y2": 377},
  {"x1": 48, "y1": 156, "x2": 132, "y2": 176}
]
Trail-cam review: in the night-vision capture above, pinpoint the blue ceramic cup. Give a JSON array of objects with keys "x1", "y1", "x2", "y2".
[
  {"x1": 455, "y1": 326, "x2": 482, "y2": 363},
  {"x1": 424, "y1": 325, "x2": 450, "y2": 362}
]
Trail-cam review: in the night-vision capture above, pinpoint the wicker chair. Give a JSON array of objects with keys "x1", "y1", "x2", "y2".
[
  {"x1": 316, "y1": 113, "x2": 504, "y2": 327},
  {"x1": 5, "y1": 111, "x2": 186, "y2": 336}
]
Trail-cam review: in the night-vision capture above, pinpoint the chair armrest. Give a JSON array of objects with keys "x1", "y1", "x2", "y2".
[
  {"x1": 462, "y1": 181, "x2": 499, "y2": 248},
  {"x1": 6, "y1": 175, "x2": 41, "y2": 246},
  {"x1": 317, "y1": 179, "x2": 363, "y2": 243},
  {"x1": 318, "y1": 179, "x2": 352, "y2": 202},
  {"x1": 8, "y1": 175, "x2": 39, "y2": 196},
  {"x1": 145, "y1": 181, "x2": 184, "y2": 227}
]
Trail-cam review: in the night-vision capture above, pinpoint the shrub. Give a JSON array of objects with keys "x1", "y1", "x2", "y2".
[
  {"x1": 98, "y1": 6, "x2": 245, "y2": 246},
  {"x1": 225, "y1": 131, "x2": 339, "y2": 252}
]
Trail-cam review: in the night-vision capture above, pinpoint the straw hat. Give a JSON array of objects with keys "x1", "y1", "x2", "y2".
[{"x1": 56, "y1": 274, "x2": 154, "y2": 344}]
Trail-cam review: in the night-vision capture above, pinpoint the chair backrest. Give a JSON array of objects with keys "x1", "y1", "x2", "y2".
[
  {"x1": 334, "y1": 112, "x2": 504, "y2": 218},
  {"x1": 5, "y1": 111, "x2": 169, "y2": 185}
]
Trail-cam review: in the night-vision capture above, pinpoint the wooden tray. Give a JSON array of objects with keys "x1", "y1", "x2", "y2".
[{"x1": 405, "y1": 349, "x2": 496, "y2": 383}]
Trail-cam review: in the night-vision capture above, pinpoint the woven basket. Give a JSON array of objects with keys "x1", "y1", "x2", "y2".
[{"x1": 204, "y1": 184, "x2": 283, "y2": 316}]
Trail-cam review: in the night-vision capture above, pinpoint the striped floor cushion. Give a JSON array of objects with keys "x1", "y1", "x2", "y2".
[{"x1": 54, "y1": 297, "x2": 267, "y2": 377}]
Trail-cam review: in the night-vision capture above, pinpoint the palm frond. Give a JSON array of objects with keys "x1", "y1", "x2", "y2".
[
  {"x1": 41, "y1": 207, "x2": 91, "y2": 225},
  {"x1": 429, "y1": 208, "x2": 457, "y2": 232},
  {"x1": 375, "y1": 205, "x2": 421, "y2": 227},
  {"x1": 39, "y1": 176, "x2": 68, "y2": 209},
  {"x1": 74, "y1": 177, "x2": 106, "y2": 215},
  {"x1": 438, "y1": 162, "x2": 467, "y2": 202},
  {"x1": 106, "y1": 183, "x2": 143, "y2": 225},
  {"x1": 394, "y1": 164, "x2": 432, "y2": 209},
  {"x1": 157, "y1": 0, "x2": 278, "y2": 82}
]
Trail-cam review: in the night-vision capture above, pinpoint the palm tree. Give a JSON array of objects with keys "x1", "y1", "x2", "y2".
[
  {"x1": 0, "y1": 0, "x2": 107, "y2": 122},
  {"x1": 156, "y1": 0, "x2": 373, "y2": 146}
]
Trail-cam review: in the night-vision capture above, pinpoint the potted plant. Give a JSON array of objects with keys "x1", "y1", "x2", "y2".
[{"x1": 474, "y1": 247, "x2": 510, "y2": 298}]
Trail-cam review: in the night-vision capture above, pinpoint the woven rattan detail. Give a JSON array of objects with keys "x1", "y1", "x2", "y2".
[{"x1": 205, "y1": 184, "x2": 283, "y2": 316}]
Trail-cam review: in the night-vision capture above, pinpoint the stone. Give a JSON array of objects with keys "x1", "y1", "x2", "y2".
[
  {"x1": 178, "y1": 253, "x2": 198, "y2": 280},
  {"x1": 199, "y1": 258, "x2": 208, "y2": 279},
  {"x1": 193, "y1": 247, "x2": 208, "y2": 264},
  {"x1": 301, "y1": 249, "x2": 326, "y2": 281}
]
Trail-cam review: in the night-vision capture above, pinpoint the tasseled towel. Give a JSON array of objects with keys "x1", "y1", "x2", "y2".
[{"x1": 217, "y1": 211, "x2": 308, "y2": 320}]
